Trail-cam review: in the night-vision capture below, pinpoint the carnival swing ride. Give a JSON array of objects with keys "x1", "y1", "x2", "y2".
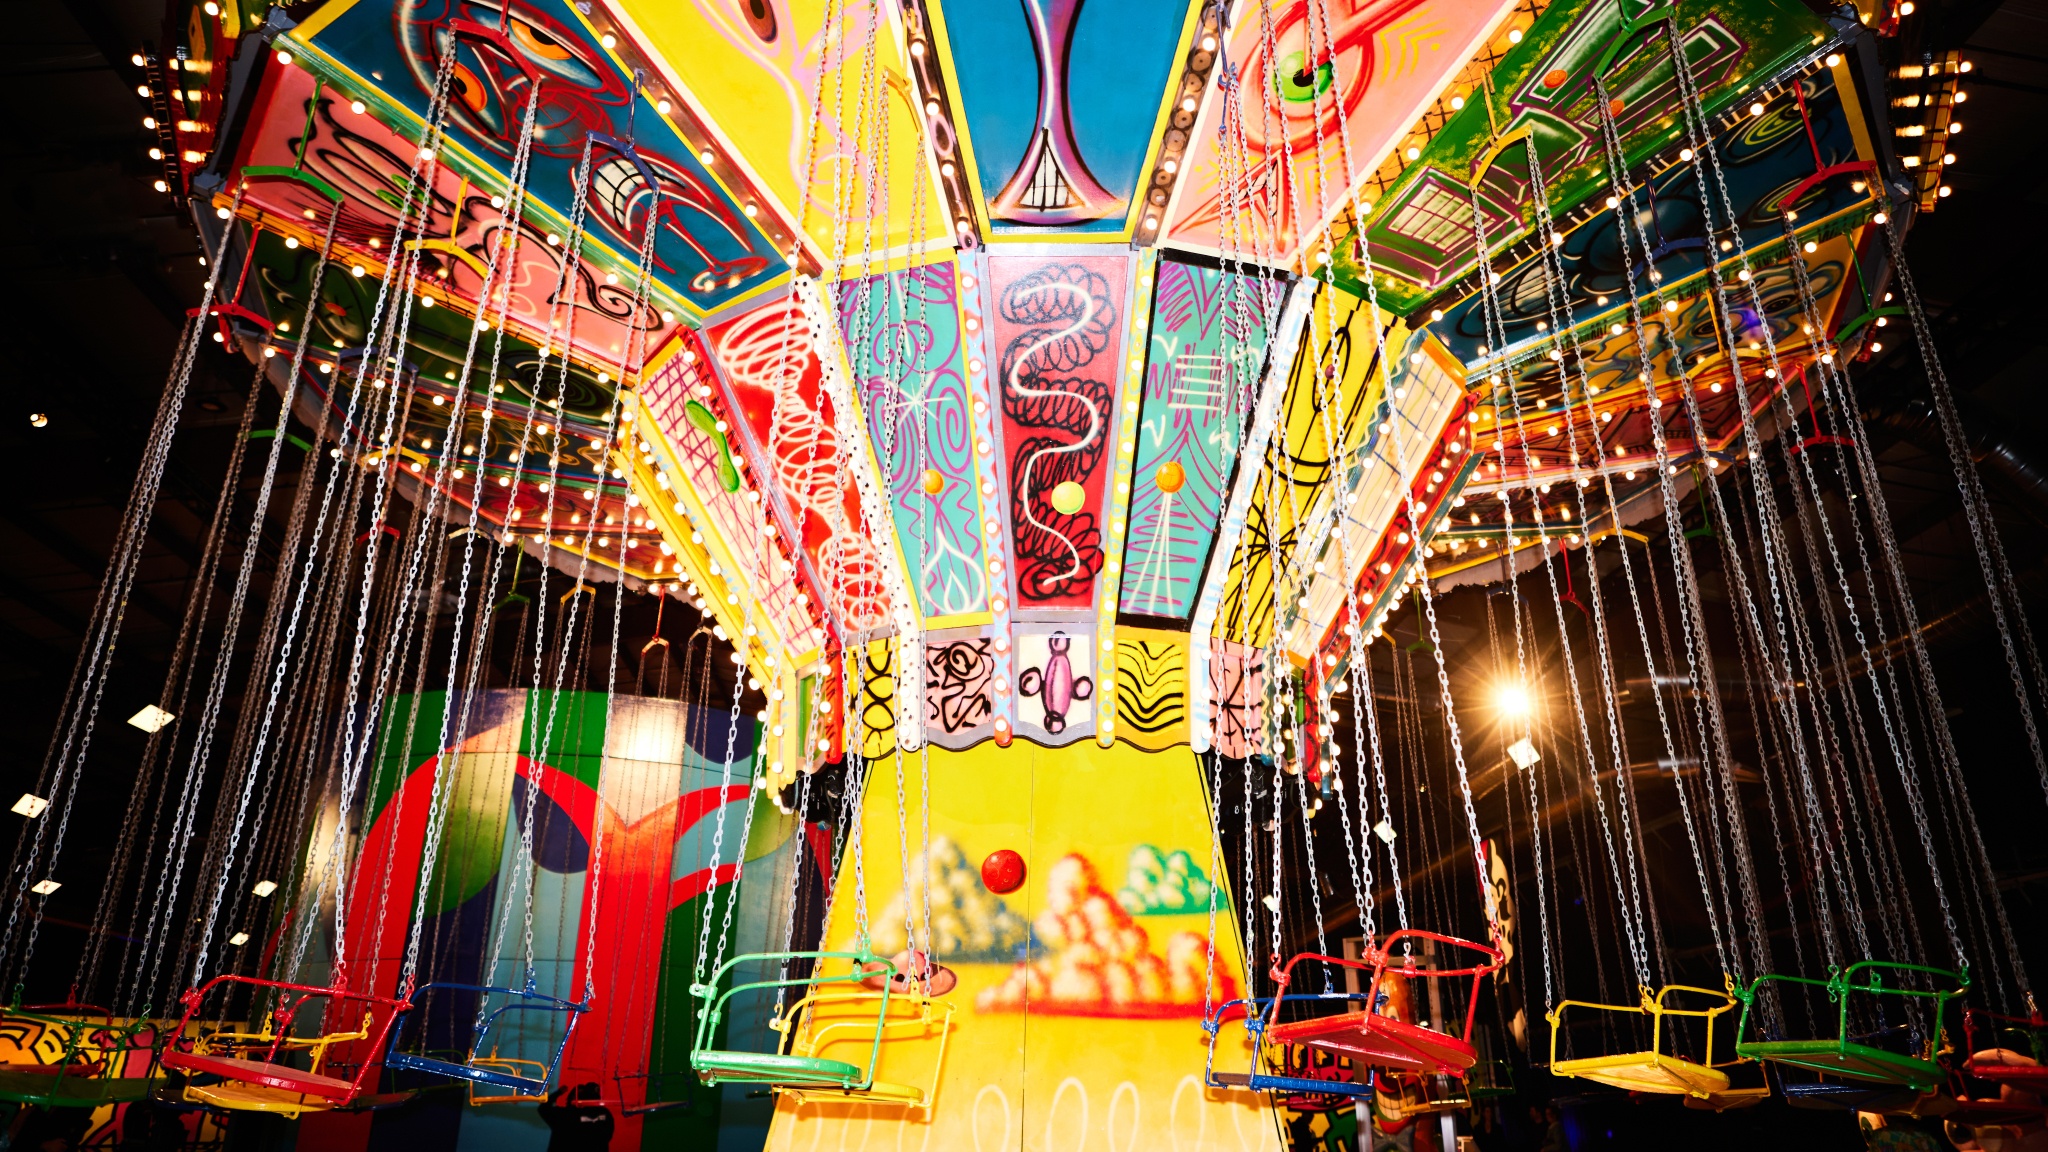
[{"x1": 1, "y1": 0, "x2": 2044, "y2": 1145}]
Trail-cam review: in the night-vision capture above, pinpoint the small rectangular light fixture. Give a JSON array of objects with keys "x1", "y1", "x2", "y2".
[
  {"x1": 1373, "y1": 819, "x2": 1398, "y2": 845},
  {"x1": 127, "y1": 705, "x2": 176, "y2": 734},
  {"x1": 1508, "y1": 737, "x2": 1541, "y2": 770},
  {"x1": 29, "y1": 880, "x2": 60, "y2": 896},
  {"x1": 228, "y1": 932, "x2": 251, "y2": 947},
  {"x1": 11, "y1": 794, "x2": 48, "y2": 818},
  {"x1": 252, "y1": 880, "x2": 278, "y2": 898}
]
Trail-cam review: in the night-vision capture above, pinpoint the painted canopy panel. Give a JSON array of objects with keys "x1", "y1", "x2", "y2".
[
  {"x1": 1336, "y1": 0, "x2": 1836, "y2": 312},
  {"x1": 639, "y1": 333, "x2": 823, "y2": 647},
  {"x1": 1213, "y1": 282, "x2": 1390, "y2": 651},
  {"x1": 936, "y1": 0, "x2": 1191, "y2": 235},
  {"x1": 1119, "y1": 259, "x2": 1283, "y2": 622},
  {"x1": 1295, "y1": 333, "x2": 1470, "y2": 659},
  {"x1": 233, "y1": 64, "x2": 671, "y2": 366},
  {"x1": 299, "y1": 0, "x2": 784, "y2": 314},
  {"x1": 984, "y1": 253, "x2": 1133, "y2": 612},
  {"x1": 835, "y1": 263, "x2": 994, "y2": 621},
  {"x1": 610, "y1": 0, "x2": 952, "y2": 264},
  {"x1": 1431, "y1": 65, "x2": 1869, "y2": 364},
  {"x1": 1166, "y1": 0, "x2": 1514, "y2": 262}
]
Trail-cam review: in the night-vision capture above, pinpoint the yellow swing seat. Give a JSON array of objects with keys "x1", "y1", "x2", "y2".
[
  {"x1": 1547, "y1": 985, "x2": 1749, "y2": 1102},
  {"x1": 769, "y1": 991, "x2": 956, "y2": 1111}
]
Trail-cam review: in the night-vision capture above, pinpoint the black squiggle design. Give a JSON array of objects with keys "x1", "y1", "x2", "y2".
[
  {"x1": 924, "y1": 640, "x2": 993, "y2": 734},
  {"x1": 999, "y1": 264, "x2": 1114, "y2": 602}
]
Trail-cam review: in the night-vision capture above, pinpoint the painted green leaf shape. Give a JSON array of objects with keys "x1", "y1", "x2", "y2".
[{"x1": 683, "y1": 399, "x2": 741, "y2": 493}]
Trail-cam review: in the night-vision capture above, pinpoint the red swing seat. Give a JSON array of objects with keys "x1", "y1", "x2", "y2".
[
  {"x1": 159, "y1": 975, "x2": 411, "y2": 1109},
  {"x1": 1964, "y1": 1011, "x2": 2048, "y2": 1090},
  {"x1": 1260, "y1": 929, "x2": 1503, "y2": 1076}
]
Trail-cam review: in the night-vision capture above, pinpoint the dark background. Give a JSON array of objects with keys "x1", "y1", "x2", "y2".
[{"x1": 2, "y1": 0, "x2": 2045, "y2": 1147}]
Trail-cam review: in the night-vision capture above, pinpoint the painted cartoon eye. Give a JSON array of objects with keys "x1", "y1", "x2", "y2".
[
  {"x1": 743, "y1": 0, "x2": 777, "y2": 42},
  {"x1": 1273, "y1": 51, "x2": 1333, "y2": 103},
  {"x1": 508, "y1": 16, "x2": 575, "y2": 62},
  {"x1": 451, "y1": 61, "x2": 490, "y2": 116}
]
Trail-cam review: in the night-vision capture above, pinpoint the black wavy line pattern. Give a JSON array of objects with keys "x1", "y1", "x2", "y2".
[
  {"x1": 998, "y1": 264, "x2": 1115, "y2": 602},
  {"x1": 1114, "y1": 639, "x2": 1185, "y2": 736}
]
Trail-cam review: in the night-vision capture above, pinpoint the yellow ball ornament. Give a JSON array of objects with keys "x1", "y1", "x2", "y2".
[
  {"x1": 921, "y1": 468, "x2": 945, "y2": 495},
  {"x1": 1049, "y1": 480, "x2": 1086, "y2": 515},
  {"x1": 1155, "y1": 460, "x2": 1186, "y2": 493}
]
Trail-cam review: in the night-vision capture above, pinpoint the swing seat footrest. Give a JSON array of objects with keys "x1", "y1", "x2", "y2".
[
  {"x1": 162, "y1": 1052, "x2": 358, "y2": 1100},
  {"x1": 1779, "y1": 1081, "x2": 1937, "y2": 1115},
  {"x1": 1968, "y1": 1060, "x2": 2048, "y2": 1090},
  {"x1": 183, "y1": 1081, "x2": 336, "y2": 1116},
  {"x1": 1551, "y1": 1052, "x2": 1730, "y2": 1098},
  {"x1": 1735, "y1": 1040, "x2": 1939, "y2": 1090},
  {"x1": 1208, "y1": 1071, "x2": 1372, "y2": 1098},
  {"x1": 691, "y1": 1050, "x2": 864, "y2": 1087},
  {"x1": 779, "y1": 1079, "x2": 929, "y2": 1106},
  {"x1": 1265, "y1": 1013, "x2": 1476, "y2": 1075},
  {"x1": 387, "y1": 1052, "x2": 545, "y2": 1093}
]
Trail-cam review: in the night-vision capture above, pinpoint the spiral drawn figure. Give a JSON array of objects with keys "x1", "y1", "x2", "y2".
[{"x1": 999, "y1": 264, "x2": 1115, "y2": 602}]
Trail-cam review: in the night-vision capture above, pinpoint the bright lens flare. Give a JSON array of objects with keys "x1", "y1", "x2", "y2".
[{"x1": 1494, "y1": 683, "x2": 1532, "y2": 720}]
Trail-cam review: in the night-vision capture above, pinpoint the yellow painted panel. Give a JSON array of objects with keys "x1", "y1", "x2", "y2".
[
  {"x1": 619, "y1": 1, "x2": 951, "y2": 266},
  {"x1": 766, "y1": 740, "x2": 1278, "y2": 1151}
]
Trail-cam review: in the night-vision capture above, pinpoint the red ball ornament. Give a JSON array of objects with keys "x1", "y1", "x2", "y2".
[{"x1": 981, "y1": 849, "x2": 1026, "y2": 895}]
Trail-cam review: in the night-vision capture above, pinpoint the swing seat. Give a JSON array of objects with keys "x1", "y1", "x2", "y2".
[
  {"x1": 1968, "y1": 1052, "x2": 2048, "y2": 1090},
  {"x1": 1963, "y1": 1008, "x2": 2048, "y2": 1089},
  {"x1": 1549, "y1": 985, "x2": 1751, "y2": 1100},
  {"x1": 690, "y1": 948, "x2": 910, "y2": 1094},
  {"x1": 693, "y1": 1050, "x2": 864, "y2": 1087},
  {"x1": 158, "y1": 975, "x2": 411, "y2": 1111},
  {"x1": 771, "y1": 992, "x2": 955, "y2": 1110},
  {"x1": 381, "y1": 982, "x2": 586, "y2": 1104},
  {"x1": 1203, "y1": 994, "x2": 1375, "y2": 1102},
  {"x1": 1267, "y1": 1011, "x2": 1478, "y2": 1075},
  {"x1": 1734, "y1": 962, "x2": 1966, "y2": 1095},
  {"x1": 1261, "y1": 931, "x2": 1501, "y2": 1076}
]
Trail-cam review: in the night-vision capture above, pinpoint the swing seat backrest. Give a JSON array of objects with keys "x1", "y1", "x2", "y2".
[{"x1": 160, "y1": 976, "x2": 410, "y2": 1106}]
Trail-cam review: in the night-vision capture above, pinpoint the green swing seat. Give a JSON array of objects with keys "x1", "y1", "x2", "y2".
[
  {"x1": 689, "y1": 948, "x2": 900, "y2": 1091},
  {"x1": 0, "y1": 1000, "x2": 162, "y2": 1108},
  {"x1": 1735, "y1": 961, "x2": 1968, "y2": 1092}
]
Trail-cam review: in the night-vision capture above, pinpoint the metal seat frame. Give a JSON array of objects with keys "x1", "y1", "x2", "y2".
[{"x1": 1734, "y1": 961, "x2": 1967, "y2": 1092}]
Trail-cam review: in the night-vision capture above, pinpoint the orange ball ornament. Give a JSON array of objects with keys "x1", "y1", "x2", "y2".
[
  {"x1": 1155, "y1": 460, "x2": 1186, "y2": 493},
  {"x1": 921, "y1": 468, "x2": 945, "y2": 495}
]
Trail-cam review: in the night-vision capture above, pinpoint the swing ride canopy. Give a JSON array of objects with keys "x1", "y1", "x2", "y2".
[{"x1": 158, "y1": 0, "x2": 1913, "y2": 800}]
